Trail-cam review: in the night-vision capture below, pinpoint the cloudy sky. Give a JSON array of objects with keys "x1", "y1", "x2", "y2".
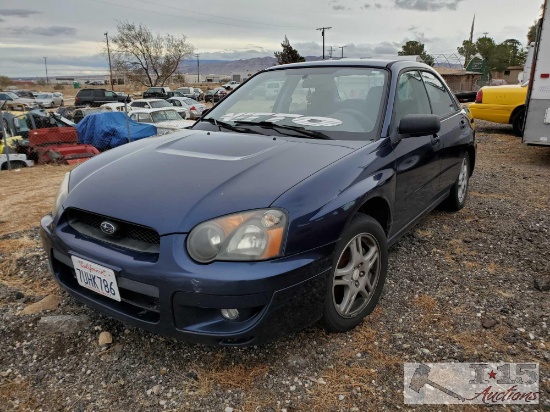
[{"x1": 0, "y1": 0, "x2": 543, "y2": 78}]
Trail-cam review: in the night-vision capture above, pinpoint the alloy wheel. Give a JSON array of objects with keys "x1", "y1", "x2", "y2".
[{"x1": 332, "y1": 233, "x2": 381, "y2": 318}]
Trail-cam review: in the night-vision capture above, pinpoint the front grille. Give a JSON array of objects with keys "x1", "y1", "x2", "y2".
[{"x1": 66, "y1": 208, "x2": 160, "y2": 253}]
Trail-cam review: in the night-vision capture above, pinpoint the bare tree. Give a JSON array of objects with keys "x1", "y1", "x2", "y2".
[{"x1": 111, "y1": 22, "x2": 194, "y2": 87}]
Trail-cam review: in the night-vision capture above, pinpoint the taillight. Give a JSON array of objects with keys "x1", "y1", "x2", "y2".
[
  {"x1": 75, "y1": 96, "x2": 79, "y2": 103},
  {"x1": 475, "y1": 89, "x2": 483, "y2": 104},
  {"x1": 190, "y1": 106, "x2": 196, "y2": 111}
]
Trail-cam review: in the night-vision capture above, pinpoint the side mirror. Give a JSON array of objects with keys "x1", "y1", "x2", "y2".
[{"x1": 398, "y1": 114, "x2": 440, "y2": 137}]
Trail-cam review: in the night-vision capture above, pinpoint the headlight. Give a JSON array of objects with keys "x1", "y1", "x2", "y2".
[
  {"x1": 187, "y1": 209, "x2": 287, "y2": 263},
  {"x1": 52, "y1": 172, "x2": 70, "y2": 216}
]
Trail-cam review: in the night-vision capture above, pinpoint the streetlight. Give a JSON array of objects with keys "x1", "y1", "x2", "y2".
[{"x1": 105, "y1": 32, "x2": 114, "y2": 91}]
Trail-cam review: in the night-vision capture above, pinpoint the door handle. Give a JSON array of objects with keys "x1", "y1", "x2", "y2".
[{"x1": 460, "y1": 119, "x2": 467, "y2": 129}]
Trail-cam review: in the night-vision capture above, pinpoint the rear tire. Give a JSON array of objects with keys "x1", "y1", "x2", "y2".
[
  {"x1": 512, "y1": 107, "x2": 525, "y2": 137},
  {"x1": 321, "y1": 214, "x2": 388, "y2": 333},
  {"x1": 443, "y1": 155, "x2": 470, "y2": 211}
]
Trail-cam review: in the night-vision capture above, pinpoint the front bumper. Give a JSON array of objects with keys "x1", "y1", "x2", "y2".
[{"x1": 40, "y1": 213, "x2": 333, "y2": 346}]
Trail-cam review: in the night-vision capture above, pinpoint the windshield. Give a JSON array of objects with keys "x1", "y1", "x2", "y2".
[
  {"x1": 6, "y1": 92, "x2": 19, "y2": 99},
  {"x1": 37, "y1": 94, "x2": 52, "y2": 99},
  {"x1": 178, "y1": 88, "x2": 191, "y2": 93},
  {"x1": 150, "y1": 100, "x2": 172, "y2": 108},
  {"x1": 151, "y1": 110, "x2": 181, "y2": 122},
  {"x1": 202, "y1": 67, "x2": 388, "y2": 140}
]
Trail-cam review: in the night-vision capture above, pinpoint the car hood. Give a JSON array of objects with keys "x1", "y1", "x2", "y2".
[
  {"x1": 155, "y1": 120, "x2": 195, "y2": 129},
  {"x1": 14, "y1": 97, "x2": 37, "y2": 105},
  {"x1": 65, "y1": 130, "x2": 362, "y2": 234}
]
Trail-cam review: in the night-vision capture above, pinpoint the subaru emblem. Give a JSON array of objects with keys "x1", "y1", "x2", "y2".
[{"x1": 100, "y1": 221, "x2": 117, "y2": 235}]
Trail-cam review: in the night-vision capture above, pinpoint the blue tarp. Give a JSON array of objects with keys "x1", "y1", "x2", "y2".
[{"x1": 76, "y1": 112, "x2": 157, "y2": 150}]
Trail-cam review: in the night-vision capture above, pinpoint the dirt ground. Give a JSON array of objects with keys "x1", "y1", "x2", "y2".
[{"x1": 0, "y1": 121, "x2": 549, "y2": 411}]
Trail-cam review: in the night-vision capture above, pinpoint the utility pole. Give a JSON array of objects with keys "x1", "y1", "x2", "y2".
[
  {"x1": 339, "y1": 45, "x2": 346, "y2": 59},
  {"x1": 465, "y1": 15, "x2": 475, "y2": 67},
  {"x1": 104, "y1": 32, "x2": 115, "y2": 91},
  {"x1": 43, "y1": 57, "x2": 49, "y2": 85},
  {"x1": 195, "y1": 53, "x2": 200, "y2": 83},
  {"x1": 316, "y1": 27, "x2": 332, "y2": 60},
  {"x1": 327, "y1": 46, "x2": 335, "y2": 59},
  {"x1": 483, "y1": 32, "x2": 489, "y2": 37}
]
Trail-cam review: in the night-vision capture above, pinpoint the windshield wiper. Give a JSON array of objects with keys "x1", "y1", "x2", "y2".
[
  {"x1": 201, "y1": 117, "x2": 261, "y2": 135},
  {"x1": 233, "y1": 120, "x2": 332, "y2": 140}
]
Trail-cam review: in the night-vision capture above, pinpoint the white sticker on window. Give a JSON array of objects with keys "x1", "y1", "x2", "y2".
[{"x1": 218, "y1": 113, "x2": 342, "y2": 127}]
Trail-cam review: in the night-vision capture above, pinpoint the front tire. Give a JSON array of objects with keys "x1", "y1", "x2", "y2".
[
  {"x1": 443, "y1": 155, "x2": 470, "y2": 211},
  {"x1": 322, "y1": 214, "x2": 388, "y2": 333}
]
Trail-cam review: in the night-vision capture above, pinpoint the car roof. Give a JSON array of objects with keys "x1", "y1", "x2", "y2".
[
  {"x1": 133, "y1": 98, "x2": 164, "y2": 103},
  {"x1": 264, "y1": 58, "x2": 432, "y2": 71},
  {"x1": 130, "y1": 108, "x2": 179, "y2": 113},
  {"x1": 100, "y1": 103, "x2": 125, "y2": 107}
]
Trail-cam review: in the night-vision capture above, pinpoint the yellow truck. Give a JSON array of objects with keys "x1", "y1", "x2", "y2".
[{"x1": 468, "y1": 84, "x2": 528, "y2": 136}]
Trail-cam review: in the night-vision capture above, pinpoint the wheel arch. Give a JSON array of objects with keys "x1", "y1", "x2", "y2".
[
  {"x1": 509, "y1": 104, "x2": 526, "y2": 124},
  {"x1": 355, "y1": 196, "x2": 392, "y2": 236},
  {"x1": 467, "y1": 144, "x2": 476, "y2": 176}
]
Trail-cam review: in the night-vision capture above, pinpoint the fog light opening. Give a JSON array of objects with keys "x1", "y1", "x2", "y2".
[{"x1": 221, "y1": 308, "x2": 239, "y2": 320}]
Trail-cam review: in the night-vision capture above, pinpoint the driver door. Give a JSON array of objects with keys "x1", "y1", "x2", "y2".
[{"x1": 391, "y1": 70, "x2": 442, "y2": 234}]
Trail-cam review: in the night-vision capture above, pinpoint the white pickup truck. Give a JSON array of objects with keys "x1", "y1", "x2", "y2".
[
  {"x1": 0, "y1": 153, "x2": 34, "y2": 170},
  {"x1": 222, "y1": 81, "x2": 240, "y2": 90}
]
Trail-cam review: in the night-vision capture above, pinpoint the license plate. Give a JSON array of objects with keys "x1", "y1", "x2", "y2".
[{"x1": 71, "y1": 256, "x2": 121, "y2": 302}]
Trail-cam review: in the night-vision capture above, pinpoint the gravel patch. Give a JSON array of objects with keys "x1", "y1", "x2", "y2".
[{"x1": 0, "y1": 120, "x2": 548, "y2": 411}]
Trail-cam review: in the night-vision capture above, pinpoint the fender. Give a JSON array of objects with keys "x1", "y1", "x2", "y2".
[{"x1": 273, "y1": 139, "x2": 395, "y2": 256}]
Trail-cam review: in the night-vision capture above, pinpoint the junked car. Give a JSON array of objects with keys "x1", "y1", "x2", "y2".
[
  {"x1": 167, "y1": 97, "x2": 207, "y2": 119},
  {"x1": 35, "y1": 92, "x2": 64, "y2": 108},
  {"x1": 128, "y1": 108, "x2": 195, "y2": 134},
  {"x1": 468, "y1": 83, "x2": 527, "y2": 136},
  {"x1": 41, "y1": 59, "x2": 476, "y2": 346},
  {"x1": 100, "y1": 103, "x2": 127, "y2": 112},
  {"x1": 130, "y1": 99, "x2": 190, "y2": 119},
  {"x1": 0, "y1": 91, "x2": 39, "y2": 111}
]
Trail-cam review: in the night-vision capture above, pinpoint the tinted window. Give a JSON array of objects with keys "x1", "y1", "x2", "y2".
[
  {"x1": 420, "y1": 71, "x2": 457, "y2": 117},
  {"x1": 93, "y1": 90, "x2": 104, "y2": 97},
  {"x1": 78, "y1": 90, "x2": 92, "y2": 97},
  {"x1": 393, "y1": 70, "x2": 432, "y2": 128}
]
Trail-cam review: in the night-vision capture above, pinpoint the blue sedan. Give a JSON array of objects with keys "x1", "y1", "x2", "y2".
[{"x1": 40, "y1": 59, "x2": 476, "y2": 346}]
